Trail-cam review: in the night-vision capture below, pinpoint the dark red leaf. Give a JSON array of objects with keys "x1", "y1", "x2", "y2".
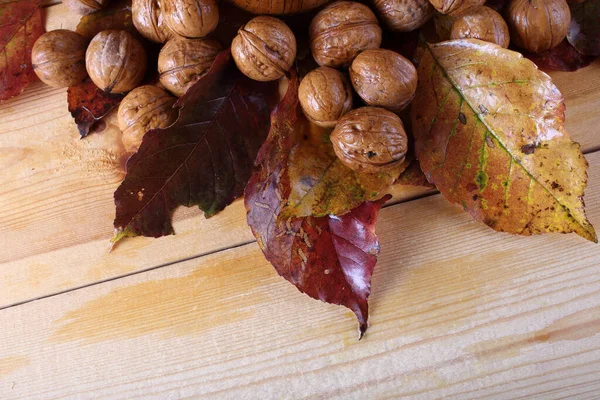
[
  {"x1": 519, "y1": 39, "x2": 596, "y2": 72},
  {"x1": 245, "y1": 69, "x2": 388, "y2": 337},
  {"x1": 0, "y1": 0, "x2": 44, "y2": 102},
  {"x1": 67, "y1": 77, "x2": 125, "y2": 137},
  {"x1": 112, "y1": 50, "x2": 278, "y2": 244},
  {"x1": 568, "y1": 0, "x2": 600, "y2": 56}
]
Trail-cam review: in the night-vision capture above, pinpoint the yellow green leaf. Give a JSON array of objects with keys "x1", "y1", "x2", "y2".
[{"x1": 411, "y1": 39, "x2": 597, "y2": 242}]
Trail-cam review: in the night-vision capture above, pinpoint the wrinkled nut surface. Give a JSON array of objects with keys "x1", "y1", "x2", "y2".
[
  {"x1": 32, "y1": 30, "x2": 88, "y2": 88},
  {"x1": 299, "y1": 67, "x2": 353, "y2": 128},
  {"x1": 331, "y1": 107, "x2": 408, "y2": 173},
  {"x1": 373, "y1": 0, "x2": 434, "y2": 32},
  {"x1": 450, "y1": 7, "x2": 510, "y2": 48},
  {"x1": 232, "y1": 16, "x2": 296, "y2": 82},
  {"x1": 309, "y1": 1, "x2": 382, "y2": 68},
  {"x1": 132, "y1": 0, "x2": 174, "y2": 43},
  {"x1": 506, "y1": 0, "x2": 571, "y2": 53},
  {"x1": 63, "y1": 0, "x2": 109, "y2": 15},
  {"x1": 227, "y1": 0, "x2": 331, "y2": 14},
  {"x1": 349, "y1": 49, "x2": 417, "y2": 113},
  {"x1": 162, "y1": 0, "x2": 219, "y2": 38},
  {"x1": 86, "y1": 30, "x2": 147, "y2": 94},
  {"x1": 429, "y1": 0, "x2": 485, "y2": 15},
  {"x1": 158, "y1": 37, "x2": 222, "y2": 97},
  {"x1": 118, "y1": 85, "x2": 178, "y2": 152}
]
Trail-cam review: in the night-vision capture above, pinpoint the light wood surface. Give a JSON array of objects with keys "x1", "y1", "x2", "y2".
[{"x1": 1, "y1": 2, "x2": 599, "y2": 398}]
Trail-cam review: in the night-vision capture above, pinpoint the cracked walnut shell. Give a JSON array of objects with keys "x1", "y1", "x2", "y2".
[
  {"x1": 372, "y1": 0, "x2": 434, "y2": 32},
  {"x1": 32, "y1": 30, "x2": 88, "y2": 88},
  {"x1": 158, "y1": 37, "x2": 222, "y2": 97},
  {"x1": 132, "y1": 0, "x2": 174, "y2": 43},
  {"x1": 299, "y1": 67, "x2": 353, "y2": 128},
  {"x1": 232, "y1": 16, "x2": 296, "y2": 82},
  {"x1": 162, "y1": 0, "x2": 219, "y2": 38},
  {"x1": 429, "y1": 0, "x2": 485, "y2": 15},
  {"x1": 86, "y1": 30, "x2": 147, "y2": 94},
  {"x1": 506, "y1": 0, "x2": 571, "y2": 53},
  {"x1": 331, "y1": 107, "x2": 408, "y2": 173},
  {"x1": 309, "y1": 1, "x2": 382, "y2": 68},
  {"x1": 450, "y1": 7, "x2": 510, "y2": 48},
  {"x1": 118, "y1": 85, "x2": 178, "y2": 152},
  {"x1": 349, "y1": 49, "x2": 417, "y2": 113}
]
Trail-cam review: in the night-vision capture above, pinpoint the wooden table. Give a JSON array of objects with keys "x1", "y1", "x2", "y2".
[{"x1": 2, "y1": 3, "x2": 600, "y2": 399}]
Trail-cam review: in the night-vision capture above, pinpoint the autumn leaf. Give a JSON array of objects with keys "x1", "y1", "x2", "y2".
[
  {"x1": 520, "y1": 39, "x2": 596, "y2": 72},
  {"x1": 568, "y1": 0, "x2": 600, "y2": 56},
  {"x1": 0, "y1": 0, "x2": 44, "y2": 102},
  {"x1": 75, "y1": 0, "x2": 136, "y2": 40},
  {"x1": 112, "y1": 50, "x2": 278, "y2": 244},
  {"x1": 245, "y1": 70, "x2": 388, "y2": 337},
  {"x1": 411, "y1": 39, "x2": 597, "y2": 242},
  {"x1": 280, "y1": 118, "x2": 406, "y2": 219},
  {"x1": 394, "y1": 159, "x2": 434, "y2": 188}
]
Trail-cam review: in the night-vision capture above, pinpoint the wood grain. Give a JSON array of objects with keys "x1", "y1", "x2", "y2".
[{"x1": 1, "y1": 153, "x2": 599, "y2": 399}]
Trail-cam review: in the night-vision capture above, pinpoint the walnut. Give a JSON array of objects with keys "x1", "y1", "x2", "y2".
[
  {"x1": 63, "y1": 0, "x2": 109, "y2": 15},
  {"x1": 450, "y1": 6, "x2": 510, "y2": 48},
  {"x1": 330, "y1": 107, "x2": 408, "y2": 173},
  {"x1": 349, "y1": 49, "x2": 417, "y2": 113},
  {"x1": 506, "y1": 0, "x2": 571, "y2": 53},
  {"x1": 31, "y1": 30, "x2": 88, "y2": 88},
  {"x1": 309, "y1": 1, "x2": 382, "y2": 68},
  {"x1": 132, "y1": 0, "x2": 174, "y2": 43},
  {"x1": 117, "y1": 85, "x2": 178, "y2": 152},
  {"x1": 227, "y1": 0, "x2": 332, "y2": 14},
  {"x1": 372, "y1": 0, "x2": 434, "y2": 32},
  {"x1": 429, "y1": 0, "x2": 485, "y2": 15},
  {"x1": 158, "y1": 37, "x2": 222, "y2": 96},
  {"x1": 162, "y1": 0, "x2": 219, "y2": 38},
  {"x1": 86, "y1": 30, "x2": 147, "y2": 93},
  {"x1": 231, "y1": 16, "x2": 296, "y2": 82},
  {"x1": 299, "y1": 67, "x2": 353, "y2": 128}
]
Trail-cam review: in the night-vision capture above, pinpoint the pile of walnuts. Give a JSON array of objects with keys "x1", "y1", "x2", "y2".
[{"x1": 31, "y1": 0, "x2": 572, "y2": 169}]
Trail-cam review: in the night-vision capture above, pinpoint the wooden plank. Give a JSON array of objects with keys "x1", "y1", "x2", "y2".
[
  {"x1": 1, "y1": 4, "x2": 599, "y2": 305},
  {"x1": 1, "y1": 153, "x2": 599, "y2": 399}
]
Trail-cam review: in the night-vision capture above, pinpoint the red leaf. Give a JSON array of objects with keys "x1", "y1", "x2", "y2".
[
  {"x1": 112, "y1": 50, "x2": 278, "y2": 244},
  {"x1": 67, "y1": 77, "x2": 125, "y2": 137},
  {"x1": 0, "y1": 0, "x2": 44, "y2": 102},
  {"x1": 519, "y1": 39, "x2": 596, "y2": 72},
  {"x1": 245, "y1": 69, "x2": 388, "y2": 337}
]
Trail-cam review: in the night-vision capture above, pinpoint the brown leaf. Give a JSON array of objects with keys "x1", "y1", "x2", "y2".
[
  {"x1": 520, "y1": 39, "x2": 596, "y2": 72},
  {"x1": 245, "y1": 70, "x2": 388, "y2": 337},
  {"x1": 411, "y1": 39, "x2": 597, "y2": 242},
  {"x1": 75, "y1": 0, "x2": 136, "y2": 40},
  {"x1": 112, "y1": 50, "x2": 278, "y2": 244},
  {"x1": 395, "y1": 159, "x2": 435, "y2": 188},
  {"x1": 0, "y1": 0, "x2": 44, "y2": 102},
  {"x1": 568, "y1": 0, "x2": 600, "y2": 56}
]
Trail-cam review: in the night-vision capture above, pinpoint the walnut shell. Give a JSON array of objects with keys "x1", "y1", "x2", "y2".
[
  {"x1": 158, "y1": 37, "x2": 222, "y2": 97},
  {"x1": 162, "y1": 0, "x2": 219, "y2": 38},
  {"x1": 117, "y1": 85, "x2": 178, "y2": 152},
  {"x1": 309, "y1": 1, "x2": 382, "y2": 68},
  {"x1": 86, "y1": 30, "x2": 147, "y2": 93},
  {"x1": 31, "y1": 30, "x2": 88, "y2": 88},
  {"x1": 331, "y1": 107, "x2": 408, "y2": 173},
  {"x1": 232, "y1": 16, "x2": 296, "y2": 82},
  {"x1": 429, "y1": 0, "x2": 485, "y2": 15},
  {"x1": 450, "y1": 6, "x2": 510, "y2": 48},
  {"x1": 506, "y1": 0, "x2": 571, "y2": 53},
  {"x1": 349, "y1": 49, "x2": 417, "y2": 113},
  {"x1": 132, "y1": 0, "x2": 174, "y2": 43},
  {"x1": 63, "y1": 0, "x2": 109, "y2": 15},
  {"x1": 373, "y1": 0, "x2": 434, "y2": 32},
  {"x1": 299, "y1": 67, "x2": 353, "y2": 128},
  {"x1": 226, "y1": 0, "x2": 332, "y2": 14}
]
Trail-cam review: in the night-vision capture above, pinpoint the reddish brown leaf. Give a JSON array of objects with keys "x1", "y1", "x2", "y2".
[
  {"x1": 75, "y1": 0, "x2": 136, "y2": 40},
  {"x1": 245, "y1": 69, "x2": 388, "y2": 337},
  {"x1": 0, "y1": 0, "x2": 44, "y2": 102},
  {"x1": 112, "y1": 50, "x2": 278, "y2": 244},
  {"x1": 67, "y1": 77, "x2": 125, "y2": 137},
  {"x1": 519, "y1": 39, "x2": 596, "y2": 72},
  {"x1": 568, "y1": 0, "x2": 600, "y2": 56},
  {"x1": 395, "y1": 159, "x2": 435, "y2": 188}
]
